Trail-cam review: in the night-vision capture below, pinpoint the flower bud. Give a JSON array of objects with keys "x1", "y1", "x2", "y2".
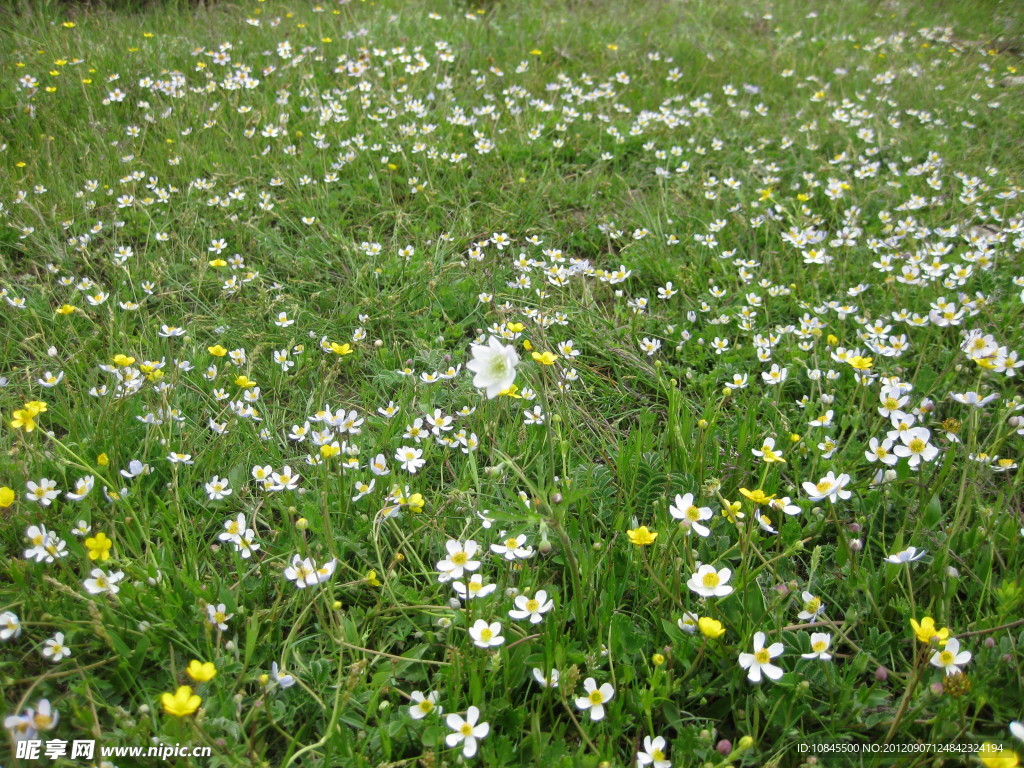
[
  {"x1": 716, "y1": 740, "x2": 732, "y2": 756},
  {"x1": 550, "y1": 492, "x2": 563, "y2": 504},
  {"x1": 984, "y1": 637, "x2": 995, "y2": 648},
  {"x1": 874, "y1": 666, "x2": 888, "y2": 682},
  {"x1": 850, "y1": 539, "x2": 863, "y2": 552}
]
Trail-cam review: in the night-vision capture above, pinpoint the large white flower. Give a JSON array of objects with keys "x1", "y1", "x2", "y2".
[
  {"x1": 445, "y1": 706, "x2": 490, "y2": 758},
  {"x1": 575, "y1": 677, "x2": 615, "y2": 721},
  {"x1": 466, "y1": 336, "x2": 519, "y2": 398},
  {"x1": 738, "y1": 631, "x2": 784, "y2": 683},
  {"x1": 687, "y1": 564, "x2": 734, "y2": 598}
]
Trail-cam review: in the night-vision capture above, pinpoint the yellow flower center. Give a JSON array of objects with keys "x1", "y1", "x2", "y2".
[
  {"x1": 812, "y1": 640, "x2": 828, "y2": 652},
  {"x1": 686, "y1": 506, "x2": 700, "y2": 521},
  {"x1": 526, "y1": 599, "x2": 540, "y2": 612},
  {"x1": 588, "y1": 690, "x2": 604, "y2": 704},
  {"x1": 754, "y1": 649, "x2": 771, "y2": 664},
  {"x1": 479, "y1": 628, "x2": 493, "y2": 641},
  {"x1": 909, "y1": 438, "x2": 925, "y2": 453},
  {"x1": 460, "y1": 723, "x2": 474, "y2": 736},
  {"x1": 702, "y1": 572, "x2": 720, "y2": 588},
  {"x1": 451, "y1": 552, "x2": 468, "y2": 566},
  {"x1": 939, "y1": 651, "x2": 954, "y2": 665},
  {"x1": 816, "y1": 480, "x2": 830, "y2": 492}
]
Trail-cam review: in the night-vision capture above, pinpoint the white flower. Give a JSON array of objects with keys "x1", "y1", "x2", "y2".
[
  {"x1": 468, "y1": 619, "x2": 505, "y2": 649},
  {"x1": 884, "y1": 546, "x2": 927, "y2": 564},
  {"x1": 206, "y1": 603, "x2": 233, "y2": 631},
  {"x1": 802, "y1": 471, "x2": 852, "y2": 503},
  {"x1": 26, "y1": 477, "x2": 60, "y2": 506},
  {"x1": 892, "y1": 427, "x2": 938, "y2": 468},
  {"x1": 205, "y1": 475, "x2": 233, "y2": 500},
  {"x1": 801, "y1": 632, "x2": 833, "y2": 661},
  {"x1": 532, "y1": 667, "x2": 560, "y2": 688},
  {"x1": 738, "y1": 631, "x2": 784, "y2": 683},
  {"x1": 575, "y1": 677, "x2": 615, "y2": 721},
  {"x1": 65, "y1": 475, "x2": 95, "y2": 501},
  {"x1": 28, "y1": 699, "x2": 59, "y2": 732},
  {"x1": 452, "y1": 575, "x2": 496, "y2": 601},
  {"x1": 466, "y1": 336, "x2": 519, "y2": 398},
  {"x1": 42, "y1": 632, "x2": 71, "y2": 662},
  {"x1": 489, "y1": 532, "x2": 534, "y2": 560},
  {"x1": 445, "y1": 706, "x2": 490, "y2": 758},
  {"x1": 677, "y1": 612, "x2": 699, "y2": 634},
  {"x1": 408, "y1": 690, "x2": 442, "y2": 720},
  {"x1": 930, "y1": 637, "x2": 971, "y2": 675},
  {"x1": 395, "y1": 446, "x2": 426, "y2": 473},
  {"x1": 797, "y1": 591, "x2": 825, "y2": 622},
  {"x1": 83, "y1": 568, "x2": 125, "y2": 595},
  {"x1": 1, "y1": 611, "x2": 22, "y2": 640},
  {"x1": 508, "y1": 590, "x2": 554, "y2": 624},
  {"x1": 668, "y1": 493, "x2": 713, "y2": 537},
  {"x1": 1009, "y1": 721, "x2": 1024, "y2": 743},
  {"x1": 687, "y1": 564, "x2": 734, "y2": 598},
  {"x1": 267, "y1": 466, "x2": 300, "y2": 491},
  {"x1": 436, "y1": 539, "x2": 481, "y2": 582},
  {"x1": 637, "y1": 735, "x2": 671, "y2": 768},
  {"x1": 268, "y1": 661, "x2": 296, "y2": 689}
]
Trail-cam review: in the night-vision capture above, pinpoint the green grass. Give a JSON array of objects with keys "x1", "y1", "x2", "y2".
[{"x1": 1, "y1": 0, "x2": 1024, "y2": 766}]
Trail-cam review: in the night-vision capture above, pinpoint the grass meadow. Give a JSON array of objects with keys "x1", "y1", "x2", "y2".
[{"x1": 2, "y1": 0, "x2": 1024, "y2": 765}]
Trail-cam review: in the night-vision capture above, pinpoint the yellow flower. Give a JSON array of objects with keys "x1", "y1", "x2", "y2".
[
  {"x1": 739, "y1": 488, "x2": 775, "y2": 506},
  {"x1": 978, "y1": 744, "x2": 1019, "y2": 768},
  {"x1": 652, "y1": 653, "x2": 665, "y2": 666},
  {"x1": 506, "y1": 322, "x2": 525, "y2": 333},
  {"x1": 62, "y1": 21, "x2": 76, "y2": 28},
  {"x1": 56, "y1": 304, "x2": 76, "y2": 315},
  {"x1": 208, "y1": 259, "x2": 227, "y2": 267},
  {"x1": 531, "y1": 350, "x2": 558, "y2": 365},
  {"x1": 161, "y1": 686, "x2": 201, "y2": 716},
  {"x1": 207, "y1": 345, "x2": 227, "y2": 357},
  {"x1": 698, "y1": 617, "x2": 726, "y2": 639},
  {"x1": 0, "y1": 487, "x2": 15, "y2": 507},
  {"x1": 826, "y1": 335, "x2": 838, "y2": 346},
  {"x1": 84, "y1": 532, "x2": 112, "y2": 561},
  {"x1": 330, "y1": 342, "x2": 353, "y2": 355},
  {"x1": 910, "y1": 617, "x2": 949, "y2": 646},
  {"x1": 406, "y1": 493, "x2": 425, "y2": 513},
  {"x1": 626, "y1": 525, "x2": 658, "y2": 546},
  {"x1": 364, "y1": 570, "x2": 381, "y2": 587},
  {"x1": 10, "y1": 409, "x2": 38, "y2": 432},
  {"x1": 96, "y1": 453, "x2": 109, "y2": 467},
  {"x1": 112, "y1": 354, "x2": 135, "y2": 366},
  {"x1": 522, "y1": 339, "x2": 534, "y2": 351},
  {"x1": 720, "y1": 501, "x2": 744, "y2": 523},
  {"x1": 320, "y1": 444, "x2": 341, "y2": 459},
  {"x1": 530, "y1": 49, "x2": 542, "y2": 55},
  {"x1": 498, "y1": 384, "x2": 522, "y2": 398},
  {"x1": 234, "y1": 375, "x2": 256, "y2": 388},
  {"x1": 186, "y1": 660, "x2": 217, "y2": 683},
  {"x1": 848, "y1": 355, "x2": 873, "y2": 370}
]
